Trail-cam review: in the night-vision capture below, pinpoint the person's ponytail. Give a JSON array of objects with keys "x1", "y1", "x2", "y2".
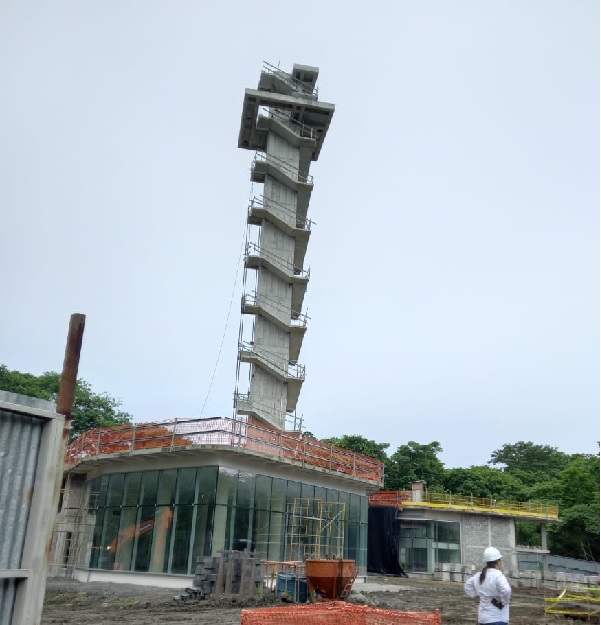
[{"x1": 479, "y1": 565, "x2": 488, "y2": 584}]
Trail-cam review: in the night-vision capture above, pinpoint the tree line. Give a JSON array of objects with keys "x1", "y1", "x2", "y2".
[
  {"x1": 318, "y1": 434, "x2": 599, "y2": 562},
  {"x1": 1, "y1": 365, "x2": 598, "y2": 562}
]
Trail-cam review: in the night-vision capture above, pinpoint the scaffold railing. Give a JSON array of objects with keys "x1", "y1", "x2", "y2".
[
  {"x1": 249, "y1": 195, "x2": 313, "y2": 231},
  {"x1": 238, "y1": 341, "x2": 306, "y2": 380},
  {"x1": 246, "y1": 242, "x2": 310, "y2": 280},
  {"x1": 262, "y1": 61, "x2": 318, "y2": 97},
  {"x1": 258, "y1": 106, "x2": 317, "y2": 140},
  {"x1": 252, "y1": 151, "x2": 313, "y2": 185},
  {"x1": 242, "y1": 292, "x2": 309, "y2": 326},
  {"x1": 64, "y1": 417, "x2": 385, "y2": 486},
  {"x1": 369, "y1": 490, "x2": 559, "y2": 520}
]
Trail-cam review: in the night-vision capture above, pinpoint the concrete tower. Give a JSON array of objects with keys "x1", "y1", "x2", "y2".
[{"x1": 234, "y1": 63, "x2": 335, "y2": 430}]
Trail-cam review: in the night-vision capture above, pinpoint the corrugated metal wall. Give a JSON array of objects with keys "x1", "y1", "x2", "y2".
[
  {"x1": 0, "y1": 394, "x2": 52, "y2": 625},
  {"x1": 0, "y1": 411, "x2": 43, "y2": 570}
]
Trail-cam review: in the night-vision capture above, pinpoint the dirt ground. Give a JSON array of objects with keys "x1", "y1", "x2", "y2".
[{"x1": 41, "y1": 575, "x2": 579, "y2": 625}]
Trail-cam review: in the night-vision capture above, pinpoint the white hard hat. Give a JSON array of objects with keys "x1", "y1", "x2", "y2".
[{"x1": 483, "y1": 547, "x2": 502, "y2": 562}]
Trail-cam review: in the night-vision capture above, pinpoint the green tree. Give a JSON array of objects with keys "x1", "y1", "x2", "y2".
[
  {"x1": 0, "y1": 365, "x2": 132, "y2": 440},
  {"x1": 321, "y1": 434, "x2": 390, "y2": 463},
  {"x1": 489, "y1": 442, "x2": 569, "y2": 478},
  {"x1": 387, "y1": 441, "x2": 445, "y2": 490},
  {"x1": 443, "y1": 465, "x2": 527, "y2": 500}
]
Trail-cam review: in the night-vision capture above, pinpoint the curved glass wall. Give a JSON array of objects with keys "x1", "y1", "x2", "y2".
[{"x1": 86, "y1": 466, "x2": 368, "y2": 575}]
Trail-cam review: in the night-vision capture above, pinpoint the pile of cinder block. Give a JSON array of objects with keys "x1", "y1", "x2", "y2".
[
  {"x1": 432, "y1": 563, "x2": 600, "y2": 591},
  {"x1": 192, "y1": 550, "x2": 264, "y2": 599}
]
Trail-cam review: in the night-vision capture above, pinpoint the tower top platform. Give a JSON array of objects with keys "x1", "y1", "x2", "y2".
[{"x1": 238, "y1": 62, "x2": 335, "y2": 161}]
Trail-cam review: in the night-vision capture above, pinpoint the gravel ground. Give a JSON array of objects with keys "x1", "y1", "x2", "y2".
[{"x1": 41, "y1": 574, "x2": 577, "y2": 625}]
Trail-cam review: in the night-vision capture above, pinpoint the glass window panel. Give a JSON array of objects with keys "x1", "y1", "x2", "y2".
[
  {"x1": 198, "y1": 466, "x2": 218, "y2": 505},
  {"x1": 232, "y1": 506, "x2": 252, "y2": 551},
  {"x1": 157, "y1": 469, "x2": 177, "y2": 505},
  {"x1": 286, "y1": 480, "x2": 301, "y2": 507},
  {"x1": 98, "y1": 507, "x2": 122, "y2": 570},
  {"x1": 217, "y1": 468, "x2": 238, "y2": 507},
  {"x1": 255, "y1": 475, "x2": 272, "y2": 511},
  {"x1": 267, "y1": 511, "x2": 284, "y2": 561},
  {"x1": 123, "y1": 473, "x2": 142, "y2": 506},
  {"x1": 107, "y1": 474, "x2": 125, "y2": 507},
  {"x1": 349, "y1": 494, "x2": 360, "y2": 522},
  {"x1": 300, "y1": 483, "x2": 314, "y2": 499},
  {"x1": 114, "y1": 506, "x2": 137, "y2": 570},
  {"x1": 96, "y1": 475, "x2": 109, "y2": 508},
  {"x1": 314, "y1": 486, "x2": 327, "y2": 502},
  {"x1": 89, "y1": 508, "x2": 106, "y2": 568},
  {"x1": 326, "y1": 488, "x2": 340, "y2": 503},
  {"x1": 140, "y1": 471, "x2": 159, "y2": 505},
  {"x1": 176, "y1": 468, "x2": 197, "y2": 505},
  {"x1": 338, "y1": 492, "x2": 350, "y2": 523},
  {"x1": 192, "y1": 503, "x2": 215, "y2": 559},
  {"x1": 148, "y1": 505, "x2": 173, "y2": 573},
  {"x1": 252, "y1": 507, "x2": 271, "y2": 560},
  {"x1": 347, "y1": 522, "x2": 359, "y2": 561},
  {"x1": 212, "y1": 504, "x2": 229, "y2": 553},
  {"x1": 360, "y1": 495, "x2": 368, "y2": 525},
  {"x1": 134, "y1": 506, "x2": 156, "y2": 571},
  {"x1": 237, "y1": 472, "x2": 255, "y2": 509},
  {"x1": 171, "y1": 504, "x2": 194, "y2": 573},
  {"x1": 271, "y1": 478, "x2": 286, "y2": 513}
]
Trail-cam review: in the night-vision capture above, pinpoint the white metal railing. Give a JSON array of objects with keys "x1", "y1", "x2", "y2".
[
  {"x1": 258, "y1": 106, "x2": 316, "y2": 140},
  {"x1": 248, "y1": 195, "x2": 312, "y2": 231},
  {"x1": 238, "y1": 341, "x2": 306, "y2": 380},
  {"x1": 245, "y1": 242, "x2": 310, "y2": 280},
  {"x1": 262, "y1": 61, "x2": 318, "y2": 97},
  {"x1": 242, "y1": 292, "x2": 309, "y2": 326},
  {"x1": 252, "y1": 151, "x2": 313, "y2": 185}
]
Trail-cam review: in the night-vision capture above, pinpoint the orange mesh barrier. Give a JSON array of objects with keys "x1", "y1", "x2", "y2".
[
  {"x1": 65, "y1": 417, "x2": 384, "y2": 485},
  {"x1": 240, "y1": 602, "x2": 441, "y2": 625},
  {"x1": 369, "y1": 491, "x2": 413, "y2": 507}
]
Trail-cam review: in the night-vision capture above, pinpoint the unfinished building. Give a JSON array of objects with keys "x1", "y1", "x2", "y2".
[{"x1": 51, "y1": 63, "x2": 384, "y2": 589}]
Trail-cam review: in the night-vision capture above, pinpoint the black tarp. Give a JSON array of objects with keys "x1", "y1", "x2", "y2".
[{"x1": 367, "y1": 506, "x2": 408, "y2": 577}]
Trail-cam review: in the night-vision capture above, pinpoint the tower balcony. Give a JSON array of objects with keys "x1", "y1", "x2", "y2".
[
  {"x1": 238, "y1": 341, "x2": 304, "y2": 411},
  {"x1": 247, "y1": 195, "x2": 311, "y2": 269},
  {"x1": 241, "y1": 292, "x2": 308, "y2": 362},
  {"x1": 251, "y1": 152, "x2": 313, "y2": 210},
  {"x1": 258, "y1": 61, "x2": 318, "y2": 99},
  {"x1": 244, "y1": 243, "x2": 310, "y2": 314},
  {"x1": 256, "y1": 106, "x2": 317, "y2": 146},
  {"x1": 233, "y1": 392, "x2": 287, "y2": 428}
]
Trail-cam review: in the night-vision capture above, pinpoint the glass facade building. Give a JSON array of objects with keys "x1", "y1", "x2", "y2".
[
  {"x1": 87, "y1": 466, "x2": 368, "y2": 575},
  {"x1": 399, "y1": 519, "x2": 461, "y2": 573}
]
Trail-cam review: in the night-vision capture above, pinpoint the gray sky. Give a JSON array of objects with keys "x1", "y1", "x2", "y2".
[{"x1": 1, "y1": 1, "x2": 598, "y2": 469}]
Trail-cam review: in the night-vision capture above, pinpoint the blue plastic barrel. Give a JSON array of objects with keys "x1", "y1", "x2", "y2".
[{"x1": 276, "y1": 572, "x2": 308, "y2": 603}]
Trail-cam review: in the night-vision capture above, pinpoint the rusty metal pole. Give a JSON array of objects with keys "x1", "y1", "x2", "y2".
[{"x1": 56, "y1": 313, "x2": 86, "y2": 438}]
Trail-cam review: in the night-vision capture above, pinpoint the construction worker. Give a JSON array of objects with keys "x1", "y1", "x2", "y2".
[{"x1": 465, "y1": 547, "x2": 512, "y2": 625}]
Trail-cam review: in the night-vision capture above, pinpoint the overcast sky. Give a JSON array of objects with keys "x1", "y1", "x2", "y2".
[{"x1": 1, "y1": 1, "x2": 598, "y2": 469}]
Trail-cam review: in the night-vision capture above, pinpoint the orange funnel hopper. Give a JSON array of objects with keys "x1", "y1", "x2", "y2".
[{"x1": 305, "y1": 559, "x2": 356, "y2": 600}]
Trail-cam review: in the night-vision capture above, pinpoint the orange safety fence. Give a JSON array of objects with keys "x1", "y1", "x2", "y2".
[
  {"x1": 65, "y1": 417, "x2": 384, "y2": 486},
  {"x1": 241, "y1": 602, "x2": 441, "y2": 625}
]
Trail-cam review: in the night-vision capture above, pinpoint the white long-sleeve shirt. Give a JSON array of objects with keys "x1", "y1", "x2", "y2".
[{"x1": 465, "y1": 567, "x2": 512, "y2": 624}]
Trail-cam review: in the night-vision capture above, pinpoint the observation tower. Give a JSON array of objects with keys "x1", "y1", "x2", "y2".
[{"x1": 234, "y1": 63, "x2": 335, "y2": 430}]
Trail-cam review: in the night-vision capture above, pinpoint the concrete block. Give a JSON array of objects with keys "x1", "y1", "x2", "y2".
[
  {"x1": 585, "y1": 575, "x2": 600, "y2": 586},
  {"x1": 433, "y1": 572, "x2": 443, "y2": 581},
  {"x1": 554, "y1": 571, "x2": 566, "y2": 582},
  {"x1": 441, "y1": 572, "x2": 451, "y2": 582},
  {"x1": 441, "y1": 563, "x2": 452, "y2": 572},
  {"x1": 543, "y1": 580, "x2": 558, "y2": 591},
  {"x1": 451, "y1": 572, "x2": 463, "y2": 582}
]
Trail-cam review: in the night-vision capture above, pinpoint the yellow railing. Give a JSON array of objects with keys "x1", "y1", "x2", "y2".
[{"x1": 369, "y1": 490, "x2": 558, "y2": 520}]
